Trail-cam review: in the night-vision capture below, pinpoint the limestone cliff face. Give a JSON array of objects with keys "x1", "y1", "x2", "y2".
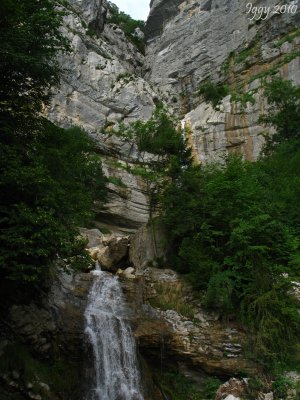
[
  {"x1": 48, "y1": 0, "x2": 300, "y2": 223},
  {"x1": 145, "y1": 0, "x2": 300, "y2": 162},
  {"x1": 47, "y1": 0, "x2": 159, "y2": 232}
]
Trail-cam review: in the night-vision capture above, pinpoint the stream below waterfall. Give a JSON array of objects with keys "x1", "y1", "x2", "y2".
[{"x1": 84, "y1": 264, "x2": 144, "y2": 400}]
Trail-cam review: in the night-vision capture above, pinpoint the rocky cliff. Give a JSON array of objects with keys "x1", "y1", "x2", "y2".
[
  {"x1": 144, "y1": 0, "x2": 300, "y2": 162},
  {"x1": 47, "y1": 0, "x2": 158, "y2": 232},
  {"x1": 20, "y1": 0, "x2": 300, "y2": 398},
  {"x1": 47, "y1": 0, "x2": 300, "y2": 229}
]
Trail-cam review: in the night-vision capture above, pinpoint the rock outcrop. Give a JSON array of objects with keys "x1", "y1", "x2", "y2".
[{"x1": 122, "y1": 267, "x2": 259, "y2": 377}]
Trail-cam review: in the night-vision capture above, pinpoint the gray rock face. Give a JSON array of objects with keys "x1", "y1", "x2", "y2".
[
  {"x1": 46, "y1": 0, "x2": 160, "y2": 232},
  {"x1": 48, "y1": 0, "x2": 300, "y2": 231},
  {"x1": 145, "y1": 0, "x2": 300, "y2": 100},
  {"x1": 145, "y1": 0, "x2": 300, "y2": 161},
  {"x1": 129, "y1": 223, "x2": 168, "y2": 271},
  {"x1": 67, "y1": 0, "x2": 107, "y2": 35},
  {"x1": 145, "y1": 0, "x2": 184, "y2": 40}
]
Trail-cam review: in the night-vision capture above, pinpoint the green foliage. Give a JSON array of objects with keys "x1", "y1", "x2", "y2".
[
  {"x1": 260, "y1": 77, "x2": 300, "y2": 152},
  {"x1": 272, "y1": 376, "x2": 295, "y2": 398},
  {"x1": 110, "y1": 105, "x2": 191, "y2": 198},
  {"x1": 132, "y1": 108, "x2": 188, "y2": 161},
  {"x1": 0, "y1": 0, "x2": 107, "y2": 286},
  {"x1": 107, "y1": 2, "x2": 145, "y2": 53},
  {"x1": 148, "y1": 281, "x2": 194, "y2": 319},
  {"x1": 234, "y1": 45, "x2": 256, "y2": 64},
  {"x1": 203, "y1": 377, "x2": 222, "y2": 399},
  {"x1": 162, "y1": 150, "x2": 300, "y2": 367},
  {"x1": 107, "y1": 176, "x2": 127, "y2": 187},
  {"x1": 107, "y1": 107, "x2": 191, "y2": 217},
  {"x1": 0, "y1": 0, "x2": 70, "y2": 128},
  {"x1": 245, "y1": 377, "x2": 265, "y2": 399},
  {"x1": 197, "y1": 80, "x2": 229, "y2": 108},
  {"x1": 231, "y1": 90, "x2": 256, "y2": 110},
  {"x1": 161, "y1": 79, "x2": 300, "y2": 369},
  {"x1": 0, "y1": 123, "x2": 106, "y2": 283}
]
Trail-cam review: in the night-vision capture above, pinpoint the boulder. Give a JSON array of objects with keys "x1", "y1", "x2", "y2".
[
  {"x1": 79, "y1": 228, "x2": 102, "y2": 248},
  {"x1": 97, "y1": 236, "x2": 129, "y2": 272},
  {"x1": 216, "y1": 378, "x2": 247, "y2": 400}
]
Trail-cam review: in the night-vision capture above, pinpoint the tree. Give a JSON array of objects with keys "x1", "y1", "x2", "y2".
[
  {"x1": 0, "y1": 0, "x2": 107, "y2": 285},
  {"x1": 0, "y1": 123, "x2": 107, "y2": 283},
  {"x1": 161, "y1": 155, "x2": 300, "y2": 367},
  {"x1": 260, "y1": 77, "x2": 300, "y2": 152},
  {"x1": 0, "y1": 0, "x2": 69, "y2": 128}
]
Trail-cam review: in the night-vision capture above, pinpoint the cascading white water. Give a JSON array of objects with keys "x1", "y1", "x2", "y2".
[{"x1": 84, "y1": 263, "x2": 144, "y2": 400}]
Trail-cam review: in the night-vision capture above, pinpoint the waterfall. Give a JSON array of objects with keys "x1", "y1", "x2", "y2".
[{"x1": 84, "y1": 263, "x2": 144, "y2": 400}]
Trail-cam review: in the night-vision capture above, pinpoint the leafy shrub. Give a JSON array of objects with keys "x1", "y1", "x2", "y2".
[
  {"x1": 0, "y1": 0, "x2": 70, "y2": 128},
  {"x1": 161, "y1": 79, "x2": 300, "y2": 369},
  {"x1": 0, "y1": 123, "x2": 107, "y2": 283},
  {"x1": 272, "y1": 376, "x2": 294, "y2": 398},
  {"x1": 148, "y1": 281, "x2": 194, "y2": 318},
  {"x1": 197, "y1": 80, "x2": 229, "y2": 108},
  {"x1": 204, "y1": 377, "x2": 222, "y2": 399}
]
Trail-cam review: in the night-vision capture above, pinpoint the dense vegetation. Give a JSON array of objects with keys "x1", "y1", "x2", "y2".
[
  {"x1": 161, "y1": 77, "x2": 300, "y2": 370},
  {"x1": 0, "y1": 0, "x2": 106, "y2": 285},
  {"x1": 107, "y1": 1, "x2": 145, "y2": 53},
  {"x1": 109, "y1": 84, "x2": 300, "y2": 371}
]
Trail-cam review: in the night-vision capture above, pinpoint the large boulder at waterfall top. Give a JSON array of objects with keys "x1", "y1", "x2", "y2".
[{"x1": 97, "y1": 236, "x2": 129, "y2": 272}]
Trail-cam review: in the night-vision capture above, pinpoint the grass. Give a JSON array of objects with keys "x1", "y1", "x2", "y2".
[
  {"x1": 107, "y1": 176, "x2": 127, "y2": 187},
  {"x1": 274, "y1": 28, "x2": 300, "y2": 48},
  {"x1": 149, "y1": 281, "x2": 195, "y2": 319}
]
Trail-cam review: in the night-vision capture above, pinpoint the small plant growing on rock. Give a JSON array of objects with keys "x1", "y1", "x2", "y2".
[{"x1": 197, "y1": 80, "x2": 229, "y2": 108}]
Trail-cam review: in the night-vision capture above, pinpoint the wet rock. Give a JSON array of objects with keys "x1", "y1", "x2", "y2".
[
  {"x1": 9, "y1": 305, "x2": 56, "y2": 355},
  {"x1": 39, "y1": 382, "x2": 50, "y2": 391},
  {"x1": 122, "y1": 267, "x2": 136, "y2": 279},
  {"x1": 224, "y1": 396, "x2": 241, "y2": 400},
  {"x1": 263, "y1": 393, "x2": 274, "y2": 400}
]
